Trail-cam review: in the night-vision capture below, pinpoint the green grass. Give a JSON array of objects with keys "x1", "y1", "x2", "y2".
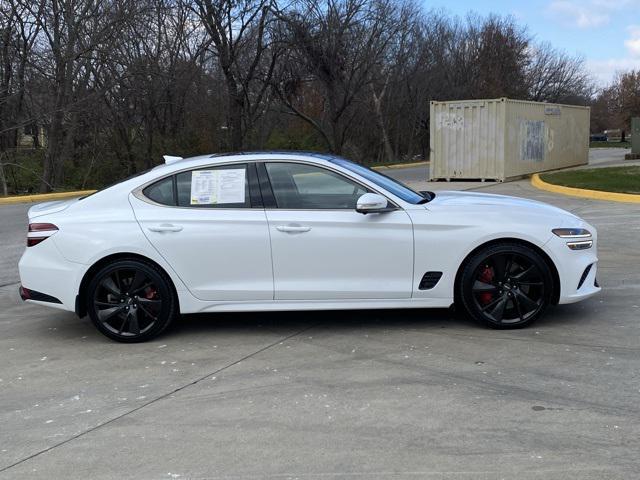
[
  {"x1": 589, "y1": 141, "x2": 631, "y2": 148},
  {"x1": 540, "y1": 166, "x2": 640, "y2": 194}
]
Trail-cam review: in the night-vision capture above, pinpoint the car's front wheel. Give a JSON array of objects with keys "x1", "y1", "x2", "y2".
[
  {"x1": 458, "y1": 243, "x2": 554, "y2": 328},
  {"x1": 86, "y1": 259, "x2": 177, "y2": 342}
]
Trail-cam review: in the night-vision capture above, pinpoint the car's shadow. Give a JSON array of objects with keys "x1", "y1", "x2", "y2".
[
  {"x1": 173, "y1": 307, "x2": 462, "y2": 336},
  {"x1": 40, "y1": 300, "x2": 595, "y2": 343},
  {"x1": 171, "y1": 300, "x2": 593, "y2": 338}
]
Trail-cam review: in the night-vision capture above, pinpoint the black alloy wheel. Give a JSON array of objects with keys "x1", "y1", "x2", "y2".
[
  {"x1": 458, "y1": 243, "x2": 553, "y2": 328},
  {"x1": 87, "y1": 259, "x2": 177, "y2": 342}
]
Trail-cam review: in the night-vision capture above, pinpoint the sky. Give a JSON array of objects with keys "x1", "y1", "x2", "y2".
[{"x1": 425, "y1": 0, "x2": 640, "y2": 87}]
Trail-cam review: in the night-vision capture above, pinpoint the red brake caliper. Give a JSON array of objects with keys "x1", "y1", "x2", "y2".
[
  {"x1": 478, "y1": 265, "x2": 495, "y2": 305},
  {"x1": 145, "y1": 286, "x2": 157, "y2": 300}
]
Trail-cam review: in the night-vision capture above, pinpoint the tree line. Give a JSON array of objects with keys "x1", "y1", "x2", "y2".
[
  {"x1": 0, "y1": 0, "x2": 595, "y2": 193},
  {"x1": 591, "y1": 70, "x2": 640, "y2": 139}
]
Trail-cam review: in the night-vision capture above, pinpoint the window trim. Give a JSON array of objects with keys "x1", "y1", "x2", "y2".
[
  {"x1": 259, "y1": 160, "x2": 400, "y2": 211},
  {"x1": 132, "y1": 158, "x2": 401, "y2": 211},
  {"x1": 133, "y1": 161, "x2": 261, "y2": 210}
]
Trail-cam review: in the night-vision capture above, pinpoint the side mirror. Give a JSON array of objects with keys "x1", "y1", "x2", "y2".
[{"x1": 356, "y1": 193, "x2": 391, "y2": 214}]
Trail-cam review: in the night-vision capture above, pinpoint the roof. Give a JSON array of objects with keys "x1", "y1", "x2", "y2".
[{"x1": 207, "y1": 150, "x2": 341, "y2": 161}]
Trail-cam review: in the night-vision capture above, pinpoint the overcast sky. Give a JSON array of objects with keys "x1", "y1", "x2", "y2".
[{"x1": 426, "y1": 0, "x2": 640, "y2": 86}]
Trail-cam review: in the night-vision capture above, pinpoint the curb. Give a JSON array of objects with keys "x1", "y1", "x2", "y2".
[
  {"x1": 0, "y1": 190, "x2": 96, "y2": 205},
  {"x1": 531, "y1": 174, "x2": 640, "y2": 204},
  {"x1": 373, "y1": 161, "x2": 429, "y2": 170}
]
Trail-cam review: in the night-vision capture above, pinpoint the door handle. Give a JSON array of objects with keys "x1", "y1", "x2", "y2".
[
  {"x1": 276, "y1": 224, "x2": 311, "y2": 233},
  {"x1": 148, "y1": 224, "x2": 183, "y2": 233}
]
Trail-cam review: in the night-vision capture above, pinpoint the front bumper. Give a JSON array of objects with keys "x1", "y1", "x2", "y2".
[{"x1": 545, "y1": 233, "x2": 601, "y2": 305}]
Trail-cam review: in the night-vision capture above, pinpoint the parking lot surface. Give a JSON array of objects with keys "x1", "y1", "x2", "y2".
[{"x1": 1, "y1": 166, "x2": 639, "y2": 479}]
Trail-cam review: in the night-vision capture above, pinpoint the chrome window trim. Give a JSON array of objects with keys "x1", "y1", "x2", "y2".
[{"x1": 132, "y1": 158, "x2": 402, "y2": 211}]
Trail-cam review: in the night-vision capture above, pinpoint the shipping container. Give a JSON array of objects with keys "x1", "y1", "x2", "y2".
[{"x1": 429, "y1": 98, "x2": 590, "y2": 182}]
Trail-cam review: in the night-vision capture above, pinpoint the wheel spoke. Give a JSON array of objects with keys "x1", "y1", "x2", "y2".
[
  {"x1": 98, "y1": 305, "x2": 125, "y2": 323},
  {"x1": 117, "y1": 314, "x2": 128, "y2": 334},
  {"x1": 472, "y1": 280, "x2": 498, "y2": 293},
  {"x1": 138, "y1": 303, "x2": 158, "y2": 321},
  {"x1": 481, "y1": 295, "x2": 503, "y2": 312},
  {"x1": 102, "y1": 277, "x2": 121, "y2": 296},
  {"x1": 130, "y1": 281, "x2": 154, "y2": 296},
  {"x1": 137, "y1": 297, "x2": 161, "y2": 306},
  {"x1": 517, "y1": 281, "x2": 544, "y2": 287},
  {"x1": 504, "y1": 255, "x2": 514, "y2": 279},
  {"x1": 128, "y1": 310, "x2": 140, "y2": 335},
  {"x1": 514, "y1": 289, "x2": 539, "y2": 313},
  {"x1": 492, "y1": 255, "x2": 507, "y2": 281},
  {"x1": 487, "y1": 296, "x2": 507, "y2": 322},
  {"x1": 95, "y1": 300, "x2": 120, "y2": 308},
  {"x1": 513, "y1": 294, "x2": 525, "y2": 321},
  {"x1": 513, "y1": 265, "x2": 536, "y2": 281},
  {"x1": 129, "y1": 270, "x2": 147, "y2": 293},
  {"x1": 114, "y1": 270, "x2": 123, "y2": 292}
]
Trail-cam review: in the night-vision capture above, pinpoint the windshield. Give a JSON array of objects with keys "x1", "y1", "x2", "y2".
[{"x1": 329, "y1": 157, "x2": 428, "y2": 204}]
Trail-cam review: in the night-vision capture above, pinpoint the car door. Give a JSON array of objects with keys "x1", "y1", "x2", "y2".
[
  {"x1": 260, "y1": 161, "x2": 414, "y2": 300},
  {"x1": 129, "y1": 162, "x2": 273, "y2": 301}
]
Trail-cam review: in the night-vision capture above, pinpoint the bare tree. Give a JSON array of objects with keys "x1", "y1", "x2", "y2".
[
  {"x1": 274, "y1": 0, "x2": 409, "y2": 155},
  {"x1": 191, "y1": 0, "x2": 278, "y2": 150},
  {"x1": 528, "y1": 43, "x2": 592, "y2": 103},
  {"x1": 17, "y1": 0, "x2": 134, "y2": 191}
]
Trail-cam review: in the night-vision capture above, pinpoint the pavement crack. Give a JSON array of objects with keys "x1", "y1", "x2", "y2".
[{"x1": 0, "y1": 322, "x2": 320, "y2": 474}]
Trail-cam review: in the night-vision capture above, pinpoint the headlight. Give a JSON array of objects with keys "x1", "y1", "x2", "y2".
[
  {"x1": 552, "y1": 228, "x2": 591, "y2": 238},
  {"x1": 552, "y1": 228, "x2": 592, "y2": 250}
]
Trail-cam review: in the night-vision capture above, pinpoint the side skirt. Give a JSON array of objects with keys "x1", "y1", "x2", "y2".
[{"x1": 181, "y1": 297, "x2": 454, "y2": 314}]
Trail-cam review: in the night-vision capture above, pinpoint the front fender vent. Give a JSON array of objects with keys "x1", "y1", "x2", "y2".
[
  {"x1": 419, "y1": 271, "x2": 443, "y2": 290},
  {"x1": 578, "y1": 264, "x2": 593, "y2": 290}
]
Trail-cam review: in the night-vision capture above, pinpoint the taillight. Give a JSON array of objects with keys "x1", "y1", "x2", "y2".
[{"x1": 27, "y1": 223, "x2": 58, "y2": 247}]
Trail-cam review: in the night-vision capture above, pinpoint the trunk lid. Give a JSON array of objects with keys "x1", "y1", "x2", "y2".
[{"x1": 28, "y1": 199, "x2": 78, "y2": 220}]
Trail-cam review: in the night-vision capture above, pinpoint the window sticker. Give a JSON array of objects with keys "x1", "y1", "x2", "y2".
[{"x1": 190, "y1": 169, "x2": 245, "y2": 205}]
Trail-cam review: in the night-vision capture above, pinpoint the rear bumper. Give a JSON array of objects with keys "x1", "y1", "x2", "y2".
[
  {"x1": 18, "y1": 239, "x2": 83, "y2": 313},
  {"x1": 19, "y1": 285, "x2": 63, "y2": 304}
]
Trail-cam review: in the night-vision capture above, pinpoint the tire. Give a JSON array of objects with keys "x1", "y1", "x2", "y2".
[
  {"x1": 86, "y1": 259, "x2": 177, "y2": 342},
  {"x1": 457, "y1": 242, "x2": 554, "y2": 329}
]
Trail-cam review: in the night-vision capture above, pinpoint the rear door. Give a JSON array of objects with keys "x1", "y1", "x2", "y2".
[
  {"x1": 260, "y1": 161, "x2": 414, "y2": 300},
  {"x1": 130, "y1": 162, "x2": 273, "y2": 301}
]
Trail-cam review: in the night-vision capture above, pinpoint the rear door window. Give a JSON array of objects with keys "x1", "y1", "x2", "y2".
[{"x1": 142, "y1": 163, "x2": 252, "y2": 208}]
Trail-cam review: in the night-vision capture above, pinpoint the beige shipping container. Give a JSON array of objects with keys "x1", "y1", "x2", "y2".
[{"x1": 429, "y1": 98, "x2": 590, "y2": 181}]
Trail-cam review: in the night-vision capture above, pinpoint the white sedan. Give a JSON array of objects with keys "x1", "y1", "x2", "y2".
[{"x1": 18, "y1": 152, "x2": 600, "y2": 342}]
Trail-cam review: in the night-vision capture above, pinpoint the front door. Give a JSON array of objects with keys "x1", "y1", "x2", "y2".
[{"x1": 261, "y1": 161, "x2": 413, "y2": 300}]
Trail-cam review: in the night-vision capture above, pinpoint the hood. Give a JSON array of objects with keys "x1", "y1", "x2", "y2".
[
  {"x1": 28, "y1": 198, "x2": 79, "y2": 220},
  {"x1": 427, "y1": 190, "x2": 580, "y2": 222}
]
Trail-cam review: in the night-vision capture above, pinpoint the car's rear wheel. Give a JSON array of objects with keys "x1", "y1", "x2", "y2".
[
  {"x1": 86, "y1": 259, "x2": 177, "y2": 342},
  {"x1": 458, "y1": 243, "x2": 553, "y2": 329}
]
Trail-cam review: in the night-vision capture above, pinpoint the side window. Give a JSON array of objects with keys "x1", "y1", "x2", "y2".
[
  {"x1": 143, "y1": 176, "x2": 175, "y2": 206},
  {"x1": 176, "y1": 164, "x2": 250, "y2": 208},
  {"x1": 142, "y1": 164, "x2": 251, "y2": 208},
  {"x1": 265, "y1": 162, "x2": 369, "y2": 209}
]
